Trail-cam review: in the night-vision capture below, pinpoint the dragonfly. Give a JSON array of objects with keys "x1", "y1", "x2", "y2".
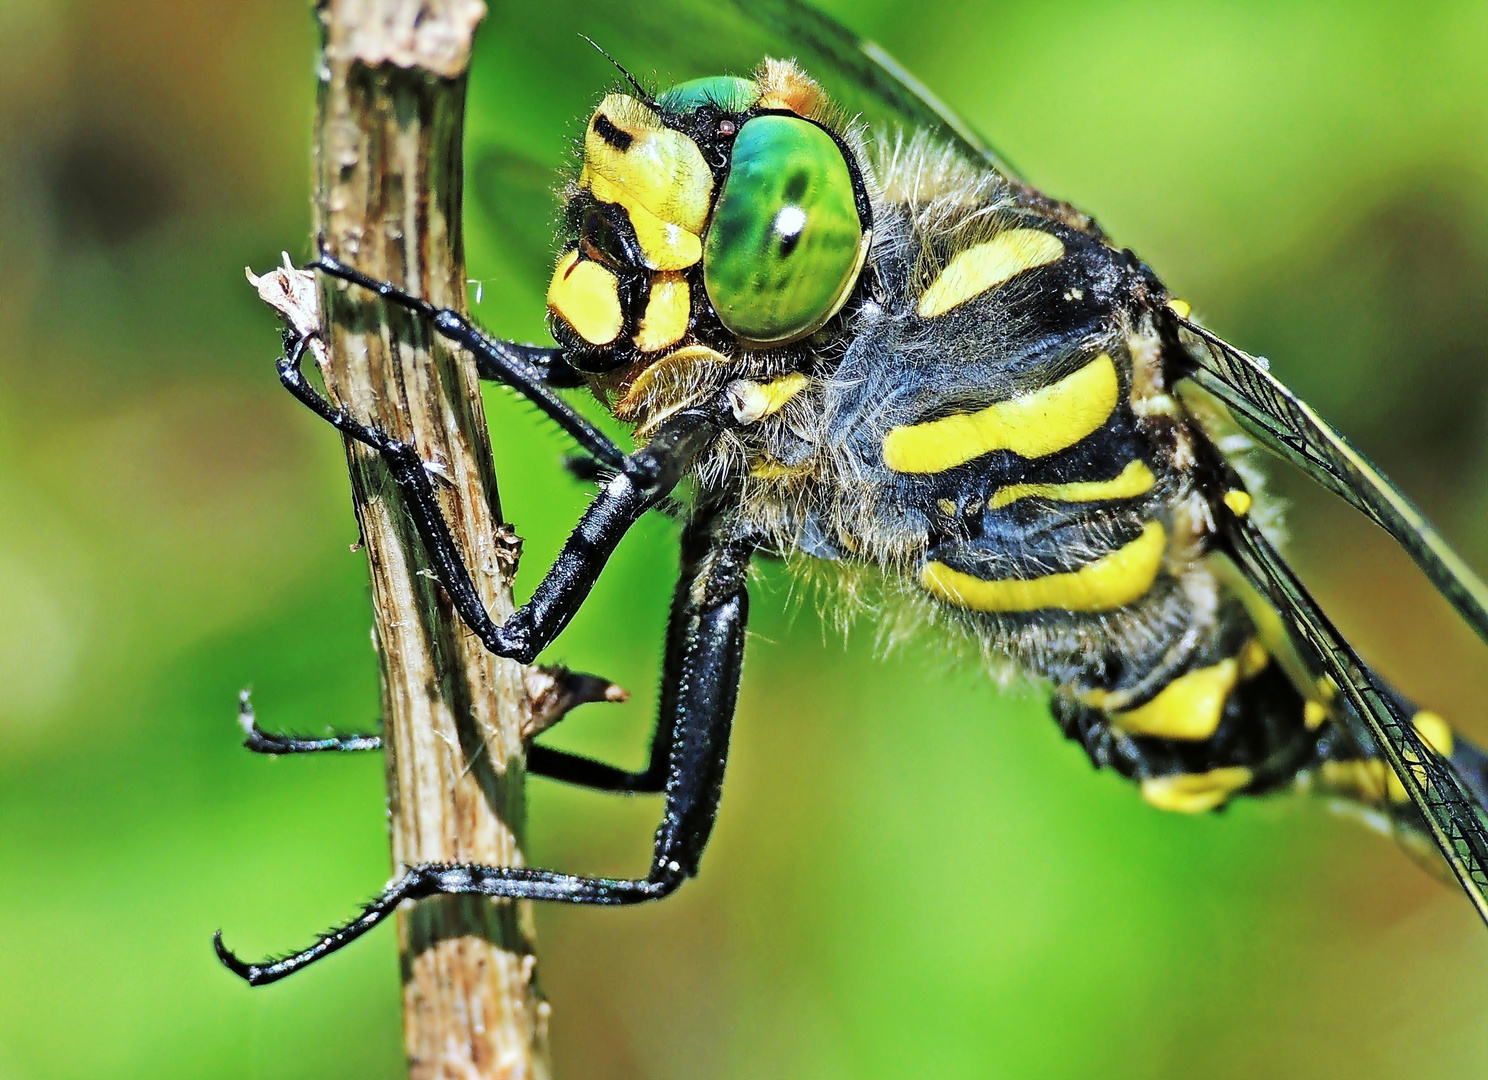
[{"x1": 217, "y1": 0, "x2": 1488, "y2": 987}]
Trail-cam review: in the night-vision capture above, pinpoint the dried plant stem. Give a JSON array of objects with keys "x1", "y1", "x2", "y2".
[{"x1": 310, "y1": 1, "x2": 549, "y2": 1075}]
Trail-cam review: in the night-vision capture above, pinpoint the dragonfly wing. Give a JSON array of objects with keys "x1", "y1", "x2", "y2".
[
  {"x1": 729, "y1": 0, "x2": 1021, "y2": 175},
  {"x1": 472, "y1": 0, "x2": 1017, "y2": 172},
  {"x1": 1223, "y1": 512, "x2": 1488, "y2": 927},
  {"x1": 1176, "y1": 314, "x2": 1488, "y2": 648}
]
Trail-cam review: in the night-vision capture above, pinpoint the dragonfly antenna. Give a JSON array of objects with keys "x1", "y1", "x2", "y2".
[{"x1": 579, "y1": 35, "x2": 659, "y2": 109}]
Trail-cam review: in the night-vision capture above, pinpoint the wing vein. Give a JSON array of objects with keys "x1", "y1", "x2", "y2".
[{"x1": 1177, "y1": 315, "x2": 1488, "y2": 647}]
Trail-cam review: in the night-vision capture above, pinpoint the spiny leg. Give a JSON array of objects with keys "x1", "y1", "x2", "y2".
[
  {"x1": 479, "y1": 405, "x2": 728, "y2": 664},
  {"x1": 216, "y1": 518, "x2": 754, "y2": 985},
  {"x1": 277, "y1": 334, "x2": 729, "y2": 664},
  {"x1": 238, "y1": 673, "x2": 666, "y2": 795},
  {"x1": 311, "y1": 251, "x2": 624, "y2": 470},
  {"x1": 521, "y1": 538, "x2": 715, "y2": 794},
  {"x1": 238, "y1": 689, "x2": 383, "y2": 754},
  {"x1": 237, "y1": 714, "x2": 666, "y2": 792},
  {"x1": 266, "y1": 340, "x2": 689, "y2": 788}
]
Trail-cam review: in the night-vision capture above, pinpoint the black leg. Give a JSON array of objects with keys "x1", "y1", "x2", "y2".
[
  {"x1": 237, "y1": 712, "x2": 668, "y2": 787},
  {"x1": 312, "y1": 251, "x2": 623, "y2": 469},
  {"x1": 240, "y1": 666, "x2": 636, "y2": 772},
  {"x1": 525, "y1": 745, "x2": 662, "y2": 792},
  {"x1": 238, "y1": 690, "x2": 382, "y2": 754},
  {"x1": 216, "y1": 518, "x2": 755, "y2": 985},
  {"x1": 485, "y1": 407, "x2": 725, "y2": 664},
  {"x1": 523, "y1": 529, "x2": 725, "y2": 793},
  {"x1": 278, "y1": 335, "x2": 727, "y2": 664}
]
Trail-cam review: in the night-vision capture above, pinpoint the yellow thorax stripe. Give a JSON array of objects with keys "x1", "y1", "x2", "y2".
[
  {"x1": 917, "y1": 228, "x2": 1065, "y2": 318},
  {"x1": 986, "y1": 459, "x2": 1155, "y2": 510},
  {"x1": 883, "y1": 354, "x2": 1119, "y2": 474},
  {"x1": 920, "y1": 521, "x2": 1165, "y2": 614}
]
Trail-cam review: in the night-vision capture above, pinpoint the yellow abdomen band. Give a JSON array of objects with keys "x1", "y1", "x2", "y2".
[
  {"x1": 1113, "y1": 659, "x2": 1239, "y2": 741},
  {"x1": 920, "y1": 521, "x2": 1166, "y2": 614}
]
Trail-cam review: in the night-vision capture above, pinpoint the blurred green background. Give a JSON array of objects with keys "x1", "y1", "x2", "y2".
[{"x1": 2, "y1": 1, "x2": 1486, "y2": 1077}]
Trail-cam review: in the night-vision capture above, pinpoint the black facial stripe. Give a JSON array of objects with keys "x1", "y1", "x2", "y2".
[
  {"x1": 592, "y1": 111, "x2": 634, "y2": 152},
  {"x1": 581, "y1": 201, "x2": 645, "y2": 270}
]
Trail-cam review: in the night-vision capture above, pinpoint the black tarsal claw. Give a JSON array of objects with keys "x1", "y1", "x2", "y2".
[{"x1": 212, "y1": 930, "x2": 261, "y2": 984}]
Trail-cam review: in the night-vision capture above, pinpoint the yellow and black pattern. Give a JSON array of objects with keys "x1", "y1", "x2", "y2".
[
  {"x1": 607, "y1": 102, "x2": 1483, "y2": 837},
  {"x1": 533, "y1": 62, "x2": 1488, "y2": 833},
  {"x1": 221, "y1": 35, "x2": 1488, "y2": 985}
]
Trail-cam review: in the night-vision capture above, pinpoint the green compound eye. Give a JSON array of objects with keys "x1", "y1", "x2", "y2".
[
  {"x1": 657, "y1": 75, "x2": 760, "y2": 113},
  {"x1": 703, "y1": 115, "x2": 866, "y2": 346}
]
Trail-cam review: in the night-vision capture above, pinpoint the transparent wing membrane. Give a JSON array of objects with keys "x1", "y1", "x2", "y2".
[
  {"x1": 470, "y1": 0, "x2": 1014, "y2": 179},
  {"x1": 1224, "y1": 516, "x2": 1488, "y2": 928},
  {"x1": 735, "y1": 0, "x2": 1020, "y2": 174},
  {"x1": 1177, "y1": 316, "x2": 1488, "y2": 649}
]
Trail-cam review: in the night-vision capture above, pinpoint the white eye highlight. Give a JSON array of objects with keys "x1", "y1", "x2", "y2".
[{"x1": 773, "y1": 205, "x2": 807, "y2": 238}]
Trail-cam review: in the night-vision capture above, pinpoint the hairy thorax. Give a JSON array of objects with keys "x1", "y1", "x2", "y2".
[{"x1": 597, "y1": 135, "x2": 1228, "y2": 693}]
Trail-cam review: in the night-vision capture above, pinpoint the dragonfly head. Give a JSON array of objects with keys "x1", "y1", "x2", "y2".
[{"x1": 547, "y1": 60, "x2": 872, "y2": 380}]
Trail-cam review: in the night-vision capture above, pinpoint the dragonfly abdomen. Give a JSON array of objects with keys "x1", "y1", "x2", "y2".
[{"x1": 1051, "y1": 598, "x2": 1323, "y2": 812}]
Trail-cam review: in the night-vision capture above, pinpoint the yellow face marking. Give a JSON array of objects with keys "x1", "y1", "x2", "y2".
[
  {"x1": 916, "y1": 228, "x2": 1065, "y2": 318},
  {"x1": 1223, "y1": 489, "x2": 1253, "y2": 517},
  {"x1": 1167, "y1": 298, "x2": 1192, "y2": 319},
  {"x1": 584, "y1": 170, "x2": 704, "y2": 271},
  {"x1": 633, "y1": 272, "x2": 690, "y2": 353},
  {"x1": 985, "y1": 459, "x2": 1155, "y2": 511},
  {"x1": 614, "y1": 344, "x2": 730, "y2": 422},
  {"x1": 936, "y1": 498, "x2": 957, "y2": 516},
  {"x1": 920, "y1": 520, "x2": 1166, "y2": 614},
  {"x1": 883, "y1": 353, "x2": 1119, "y2": 474},
  {"x1": 1141, "y1": 767, "x2": 1252, "y2": 813},
  {"x1": 546, "y1": 250, "x2": 622, "y2": 346},
  {"x1": 1303, "y1": 701, "x2": 1329, "y2": 730},
  {"x1": 1238, "y1": 638, "x2": 1270, "y2": 679},
  {"x1": 730, "y1": 372, "x2": 809, "y2": 424},
  {"x1": 1113, "y1": 658, "x2": 1239, "y2": 741},
  {"x1": 580, "y1": 94, "x2": 713, "y2": 270}
]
